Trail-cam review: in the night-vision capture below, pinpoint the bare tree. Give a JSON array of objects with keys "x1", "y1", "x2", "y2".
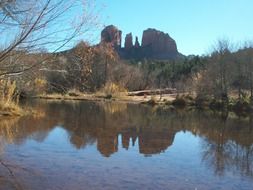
[
  {"x1": 198, "y1": 39, "x2": 233, "y2": 101},
  {"x1": 214, "y1": 40, "x2": 232, "y2": 101},
  {"x1": 242, "y1": 43, "x2": 253, "y2": 100},
  {"x1": 0, "y1": 0, "x2": 100, "y2": 78}
]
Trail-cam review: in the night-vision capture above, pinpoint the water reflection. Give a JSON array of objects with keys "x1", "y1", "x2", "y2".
[
  {"x1": 0, "y1": 100, "x2": 253, "y2": 189},
  {"x1": 1, "y1": 101, "x2": 179, "y2": 156}
]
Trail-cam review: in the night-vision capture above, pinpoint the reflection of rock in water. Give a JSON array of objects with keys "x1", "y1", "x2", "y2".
[
  {"x1": 138, "y1": 128, "x2": 175, "y2": 155},
  {"x1": 1, "y1": 100, "x2": 253, "y2": 178},
  {"x1": 97, "y1": 134, "x2": 118, "y2": 157},
  {"x1": 120, "y1": 127, "x2": 176, "y2": 155},
  {"x1": 121, "y1": 128, "x2": 138, "y2": 150}
]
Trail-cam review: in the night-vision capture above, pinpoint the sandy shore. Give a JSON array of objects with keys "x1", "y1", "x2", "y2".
[{"x1": 34, "y1": 93, "x2": 177, "y2": 104}]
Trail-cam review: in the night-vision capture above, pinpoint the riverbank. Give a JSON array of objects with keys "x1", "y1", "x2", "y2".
[
  {"x1": 1, "y1": 90, "x2": 178, "y2": 117},
  {"x1": 33, "y1": 92, "x2": 177, "y2": 104},
  {"x1": 162, "y1": 95, "x2": 253, "y2": 117},
  {"x1": 2, "y1": 90, "x2": 253, "y2": 117},
  {"x1": 33, "y1": 92, "x2": 253, "y2": 115}
]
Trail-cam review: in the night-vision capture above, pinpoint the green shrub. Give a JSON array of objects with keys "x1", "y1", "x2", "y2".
[
  {"x1": 232, "y1": 100, "x2": 251, "y2": 113},
  {"x1": 184, "y1": 94, "x2": 194, "y2": 101},
  {"x1": 105, "y1": 94, "x2": 112, "y2": 99},
  {"x1": 209, "y1": 99, "x2": 225, "y2": 110},
  {"x1": 195, "y1": 95, "x2": 210, "y2": 108},
  {"x1": 146, "y1": 96, "x2": 157, "y2": 106},
  {"x1": 172, "y1": 96, "x2": 187, "y2": 107}
]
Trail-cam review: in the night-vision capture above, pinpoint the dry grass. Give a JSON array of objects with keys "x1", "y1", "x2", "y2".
[
  {"x1": 0, "y1": 80, "x2": 23, "y2": 117},
  {"x1": 96, "y1": 82, "x2": 128, "y2": 98},
  {"x1": 0, "y1": 101, "x2": 22, "y2": 116},
  {"x1": 67, "y1": 89, "x2": 83, "y2": 97}
]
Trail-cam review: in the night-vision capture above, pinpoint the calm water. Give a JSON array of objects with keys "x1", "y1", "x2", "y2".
[{"x1": 0, "y1": 100, "x2": 253, "y2": 190}]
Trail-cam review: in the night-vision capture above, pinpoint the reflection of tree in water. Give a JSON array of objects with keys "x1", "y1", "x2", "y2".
[
  {"x1": 1, "y1": 100, "x2": 253, "y2": 178},
  {"x1": 0, "y1": 106, "x2": 53, "y2": 146},
  {"x1": 200, "y1": 118, "x2": 253, "y2": 177},
  {"x1": 0, "y1": 118, "x2": 20, "y2": 145},
  {"x1": 202, "y1": 139, "x2": 253, "y2": 177},
  {"x1": 0, "y1": 116, "x2": 49, "y2": 190},
  {"x1": 202, "y1": 139, "x2": 237, "y2": 176}
]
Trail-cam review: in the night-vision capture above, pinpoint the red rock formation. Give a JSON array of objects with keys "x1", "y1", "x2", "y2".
[
  {"x1": 101, "y1": 25, "x2": 122, "y2": 49},
  {"x1": 124, "y1": 33, "x2": 133, "y2": 50},
  {"x1": 100, "y1": 25, "x2": 181, "y2": 60},
  {"x1": 134, "y1": 36, "x2": 140, "y2": 48},
  {"x1": 141, "y1": 28, "x2": 178, "y2": 58}
]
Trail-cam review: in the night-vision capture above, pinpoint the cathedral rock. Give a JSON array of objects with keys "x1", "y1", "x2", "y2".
[{"x1": 100, "y1": 25, "x2": 181, "y2": 60}]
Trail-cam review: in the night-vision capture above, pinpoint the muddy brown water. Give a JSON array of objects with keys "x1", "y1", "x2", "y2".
[{"x1": 0, "y1": 100, "x2": 253, "y2": 190}]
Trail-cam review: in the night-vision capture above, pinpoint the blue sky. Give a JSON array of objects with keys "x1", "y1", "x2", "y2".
[{"x1": 95, "y1": 0, "x2": 253, "y2": 55}]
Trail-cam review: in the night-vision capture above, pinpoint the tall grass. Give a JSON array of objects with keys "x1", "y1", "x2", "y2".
[
  {"x1": 0, "y1": 80, "x2": 22, "y2": 116},
  {"x1": 97, "y1": 82, "x2": 128, "y2": 98}
]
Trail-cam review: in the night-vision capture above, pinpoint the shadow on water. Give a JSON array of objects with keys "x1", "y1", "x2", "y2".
[{"x1": 0, "y1": 100, "x2": 253, "y2": 189}]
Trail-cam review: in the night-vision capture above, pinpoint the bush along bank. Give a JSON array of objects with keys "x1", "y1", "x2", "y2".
[{"x1": 147, "y1": 94, "x2": 253, "y2": 116}]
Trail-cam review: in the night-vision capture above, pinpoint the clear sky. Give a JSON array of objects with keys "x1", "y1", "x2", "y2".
[{"x1": 96, "y1": 0, "x2": 253, "y2": 55}]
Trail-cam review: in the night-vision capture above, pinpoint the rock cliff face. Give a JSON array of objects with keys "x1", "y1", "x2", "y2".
[
  {"x1": 124, "y1": 33, "x2": 133, "y2": 50},
  {"x1": 141, "y1": 29, "x2": 178, "y2": 59},
  {"x1": 100, "y1": 25, "x2": 181, "y2": 60},
  {"x1": 134, "y1": 37, "x2": 140, "y2": 48},
  {"x1": 101, "y1": 25, "x2": 122, "y2": 49}
]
